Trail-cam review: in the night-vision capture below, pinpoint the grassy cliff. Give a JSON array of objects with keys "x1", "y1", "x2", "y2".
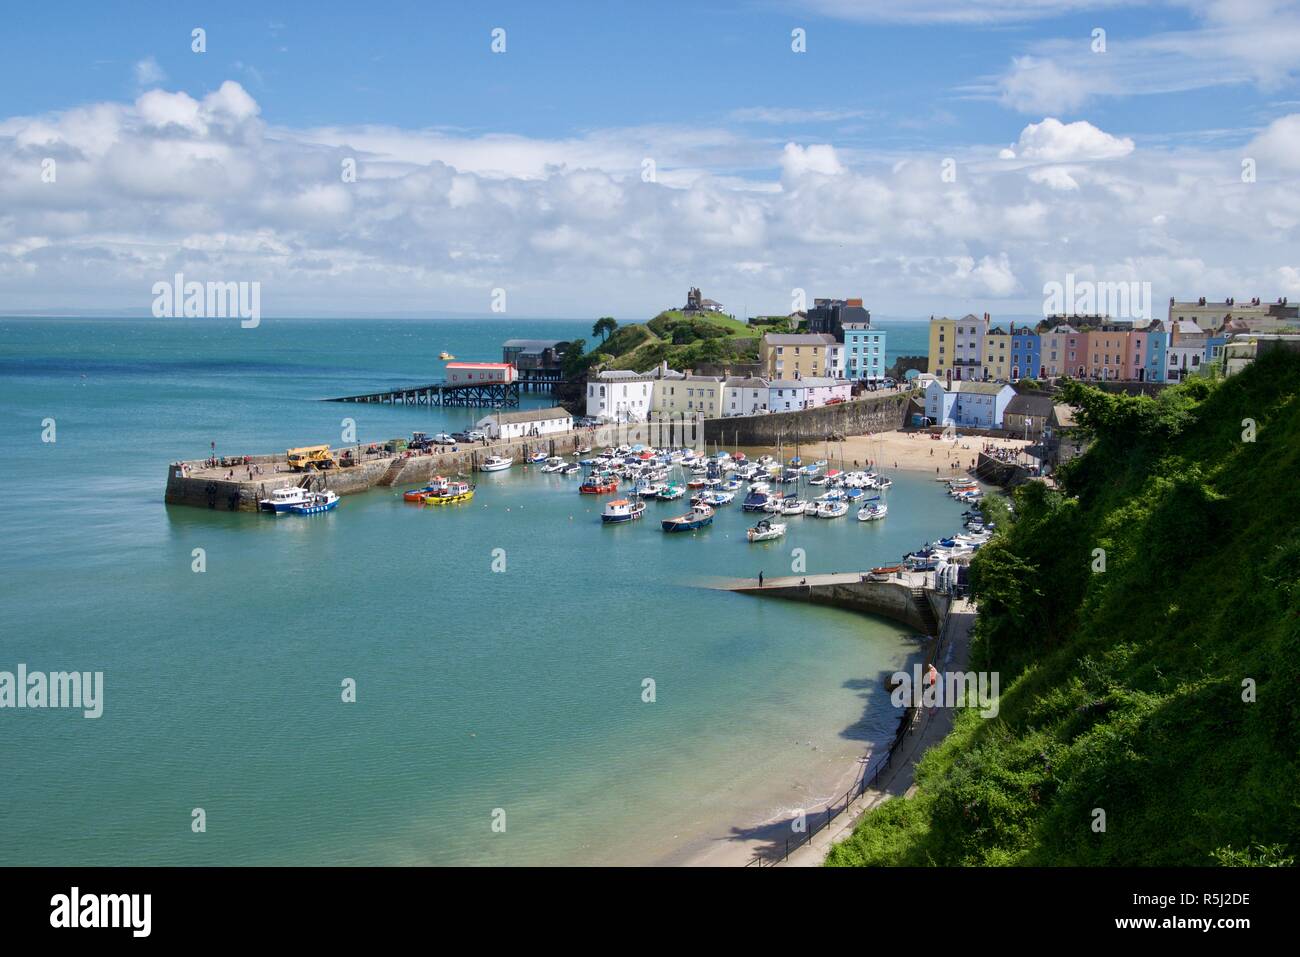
[
  {"x1": 828, "y1": 350, "x2": 1300, "y2": 866},
  {"x1": 578, "y1": 311, "x2": 759, "y2": 373}
]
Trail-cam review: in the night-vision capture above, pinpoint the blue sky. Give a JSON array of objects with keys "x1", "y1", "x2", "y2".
[{"x1": 2, "y1": 1, "x2": 1299, "y2": 317}]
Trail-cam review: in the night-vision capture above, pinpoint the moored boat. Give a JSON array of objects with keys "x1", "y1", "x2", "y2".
[
  {"x1": 747, "y1": 518, "x2": 787, "y2": 542},
  {"x1": 857, "y1": 501, "x2": 888, "y2": 521},
  {"x1": 427, "y1": 481, "x2": 474, "y2": 505},
  {"x1": 288, "y1": 490, "x2": 339, "y2": 514},
  {"x1": 816, "y1": 500, "x2": 849, "y2": 518},
  {"x1": 661, "y1": 502, "x2": 714, "y2": 532},
  {"x1": 479, "y1": 455, "x2": 513, "y2": 472},
  {"x1": 258, "y1": 485, "x2": 311, "y2": 513},
  {"x1": 403, "y1": 476, "x2": 450, "y2": 501},
  {"x1": 656, "y1": 483, "x2": 686, "y2": 501},
  {"x1": 780, "y1": 498, "x2": 807, "y2": 516},
  {"x1": 579, "y1": 472, "x2": 619, "y2": 494},
  {"x1": 602, "y1": 498, "x2": 646, "y2": 524}
]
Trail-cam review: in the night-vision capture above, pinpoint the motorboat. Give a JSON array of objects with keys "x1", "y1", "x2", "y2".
[
  {"x1": 579, "y1": 473, "x2": 619, "y2": 494},
  {"x1": 479, "y1": 455, "x2": 513, "y2": 472},
  {"x1": 747, "y1": 518, "x2": 787, "y2": 542},
  {"x1": 857, "y1": 501, "x2": 888, "y2": 521},
  {"x1": 661, "y1": 503, "x2": 714, "y2": 532},
  {"x1": 815, "y1": 500, "x2": 849, "y2": 518},
  {"x1": 258, "y1": 485, "x2": 311, "y2": 513},
  {"x1": 427, "y1": 481, "x2": 474, "y2": 505},
  {"x1": 527, "y1": 451, "x2": 548, "y2": 464},
  {"x1": 288, "y1": 490, "x2": 339, "y2": 514},
  {"x1": 539, "y1": 457, "x2": 567, "y2": 473},
  {"x1": 602, "y1": 499, "x2": 646, "y2": 524},
  {"x1": 403, "y1": 476, "x2": 451, "y2": 501},
  {"x1": 657, "y1": 484, "x2": 686, "y2": 501}
]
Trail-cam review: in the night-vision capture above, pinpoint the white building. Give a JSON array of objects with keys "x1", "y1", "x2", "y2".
[
  {"x1": 767, "y1": 380, "x2": 810, "y2": 412},
  {"x1": 585, "y1": 371, "x2": 656, "y2": 422},
  {"x1": 477, "y1": 406, "x2": 573, "y2": 440},
  {"x1": 803, "y1": 377, "x2": 853, "y2": 407},
  {"x1": 723, "y1": 377, "x2": 769, "y2": 416},
  {"x1": 923, "y1": 379, "x2": 1016, "y2": 429},
  {"x1": 826, "y1": 342, "x2": 845, "y2": 379}
]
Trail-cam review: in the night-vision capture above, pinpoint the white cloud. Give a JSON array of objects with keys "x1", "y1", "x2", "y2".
[
  {"x1": 1014, "y1": 118, "x2": 1135, "y2": 161},
  {"x1": 133, "y1": 57, "x2": 166, "y2": 88},
  {"x1": 989, "y1": 1, "x2": 1300, "y2": 114},
  {"x1": 1246, "y1": 113, "x2": 1300, "y2": 171},
  {"x1": 1, "y1": 81, "x2": 1299, "y2": 318},
  {"x1": 780, "y1": 143, "x2": 845, "y2": 178}
]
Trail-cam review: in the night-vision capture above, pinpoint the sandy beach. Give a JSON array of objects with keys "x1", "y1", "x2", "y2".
[
  {"x1": 676, "y1": 430, "x2": 1023, "y2": 867},
  {"x1": 735, "y1": 429, "x2": 1037, "y2": 478}
]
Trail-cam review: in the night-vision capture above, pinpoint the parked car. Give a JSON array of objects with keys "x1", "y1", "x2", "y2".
[
  {"x1": 464, "y1": 429, "x2": 487, "y2": 441},
  {"x1": 432, "y1": 432, "x2": 456, "y2": 444}
]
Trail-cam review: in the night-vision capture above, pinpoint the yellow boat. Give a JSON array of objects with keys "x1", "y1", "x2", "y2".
[{"x1": 426, "y1": 481, "x2": 474, "y2": 505}]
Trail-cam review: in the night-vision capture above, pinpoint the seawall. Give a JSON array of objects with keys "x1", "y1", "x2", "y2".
[
  {"x1": 721, "y1": 573, "x2": 950, "y2": 635},
  {"x1": 703, "y1": 391, "x2": 914, "y2": 446},
  {"x1": 164, "y1": 417, "x2": 709, "y2": 512}
]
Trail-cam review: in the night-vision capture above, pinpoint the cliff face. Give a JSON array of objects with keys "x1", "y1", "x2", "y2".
[{"x1": 829, "y1": 352, "x2": 1300, "y2": 867}]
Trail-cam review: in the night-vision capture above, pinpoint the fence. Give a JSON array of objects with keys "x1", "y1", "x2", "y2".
[{"x1": 744, "y1": 612, "x2": 952, "y2": 867}]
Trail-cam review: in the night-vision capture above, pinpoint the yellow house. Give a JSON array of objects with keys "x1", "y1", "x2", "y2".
[
  {"x1": 928, "y1": 316, "x2": 957, "y2": 381},
  {"x1": 652, "y1": 375, "x2": 724, "y2": 418},
  {"x1": 982, "y1": 327, "x2": 1010, "y2": 380},
  {"x1": 759, "y1": 333, "x2": 835, "y2": 379}
]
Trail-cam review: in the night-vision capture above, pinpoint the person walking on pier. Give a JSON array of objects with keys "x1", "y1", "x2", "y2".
[{"x1": 759, "y1": 571, "x2": 764, "y2": 588}]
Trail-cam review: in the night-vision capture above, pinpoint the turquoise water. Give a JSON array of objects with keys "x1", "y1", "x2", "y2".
[{"x1": 0, "y1": 316, "x2": 961, "y2": 866}]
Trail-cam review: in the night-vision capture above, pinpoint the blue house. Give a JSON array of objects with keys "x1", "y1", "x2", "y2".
[
  {"x1": 1145, "y1": 321, "x2": 1169, "y2": 383},
  {"x1": 843, "y1": 321, "x2": 887, "y2": 383},
  {"x1": 1009, "y1": 325, "x2": 1041, "y2": 380}
]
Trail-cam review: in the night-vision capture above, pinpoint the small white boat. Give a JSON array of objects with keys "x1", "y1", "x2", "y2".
[
  {"x1": 857, "y1": 502, "x2": 888, "y2": 522},
  {"x1": 780, "y1": 499, "x2": 807, "y2": 516},
  {"x1": 602, "y1": 499, "x2": 646, "y2": 524},
  {"x1": 561, "y1": 463, "x2": 581, "y2": 475},
  {"x1": 539, "y1": 456, "x2": 567, "y2": 473},
  {"x1": 747, "y1": 518, "x2": 787, "y2": 542},
  {"x1": 657, "y1": 484, "x2": 686, "y2": 501},
  {"x1": 816, "y1": 500, "x2": 849, "y2": 519},
  {"x1": 479, "y1": 455, "x2": 513, "y2": 472}
]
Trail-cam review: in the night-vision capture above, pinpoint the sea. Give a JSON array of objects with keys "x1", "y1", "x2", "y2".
[{"x1": 0, "y1": 315, "x2": 968, "y2": 865}]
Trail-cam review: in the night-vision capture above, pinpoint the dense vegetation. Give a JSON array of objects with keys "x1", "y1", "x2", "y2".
[
  {"x1": 566, "y1": 309, "x2": 760, "y2": 374},
  {"x1": 828, "y1": 350, "x2": 1300, "y2": 866}
]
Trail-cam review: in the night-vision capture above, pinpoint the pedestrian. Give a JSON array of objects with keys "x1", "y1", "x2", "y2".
[{"x1": 759, "y1": 571, "x2": 764, "y2": 588}]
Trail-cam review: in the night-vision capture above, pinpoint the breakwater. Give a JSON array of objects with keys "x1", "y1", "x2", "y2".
[
  {"x1": 165, "y1": 432, "x2": 590, "y2": 511},
  {"x1": 703, "y1": 391, "x2": 914, "y2": 445},
  {"x1": 719, "y1": 572, "x2": 950, "y2": 636},
  {"x1": 164, "y1": 416, "x2": 709, "y2": 511}
]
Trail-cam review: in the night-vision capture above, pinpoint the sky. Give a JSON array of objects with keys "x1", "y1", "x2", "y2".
[{"x1": 1, "y1": 0, "x2": 1299, "y2": 320}]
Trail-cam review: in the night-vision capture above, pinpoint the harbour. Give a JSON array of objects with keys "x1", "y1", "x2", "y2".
[{"x1": 2, "y1": 315, "x2": 980, "y2": 867}]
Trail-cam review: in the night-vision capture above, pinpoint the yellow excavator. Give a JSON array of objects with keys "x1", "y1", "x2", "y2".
[{"x1": 286, "y1": 445, "x2": 338, "y2": 471}]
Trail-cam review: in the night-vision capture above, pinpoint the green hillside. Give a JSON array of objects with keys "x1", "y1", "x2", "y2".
[
  {"x1": 572, "y1": 310, "x2": 759, "y2": 374},
  {"x1": 828, "y1": 351, "x2": 1300, "y2": 866}
]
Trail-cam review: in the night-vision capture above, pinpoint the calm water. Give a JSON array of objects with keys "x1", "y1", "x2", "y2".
[{"x1": 0, "y1": 316, "x2": 961, "y2": 866}]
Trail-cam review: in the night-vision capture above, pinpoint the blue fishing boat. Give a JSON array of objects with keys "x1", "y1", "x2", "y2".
[
  {"x1": 661, "y1": 503, "x2": 714, "y2": 532},
  {"x1": 289, "y1": 490, "x2": 339, "y2": 514}
]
